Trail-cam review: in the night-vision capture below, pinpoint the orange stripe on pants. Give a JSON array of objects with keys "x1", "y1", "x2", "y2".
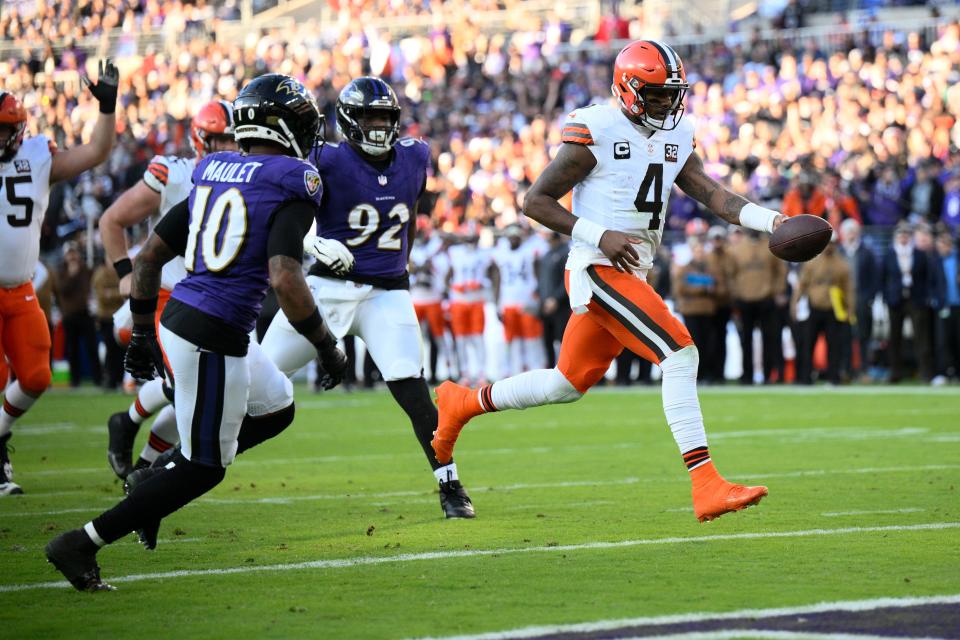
[
  {"x1": 0, "y1": 282, "x2": 52, "y2": 394},
  {"x1": 450, "y1": 301, "x2": 484, "y2": 337},
  {"x1": 557, "y1": 266, "x2": 692, "y2": 393},
  {"x1": 501, "y1": 306, "x2": 543, "y2": 341},
  {"x1": 156, "y1": 288, "x2": 174, "y2": 383},
  {"x1": 414, "y1": 302, "x2": 446, "y2": 338}
]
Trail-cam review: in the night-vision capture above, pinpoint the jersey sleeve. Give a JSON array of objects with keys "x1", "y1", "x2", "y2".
[
  {"x1": 282, "y1": 161, "x2": 324, "y2": 209},
  {"x1": 561, "y1": 111, "x2": 595, "y2": 146},
  {"x1": 143, "y1": 156, "x2": 172, "y2": 193}
]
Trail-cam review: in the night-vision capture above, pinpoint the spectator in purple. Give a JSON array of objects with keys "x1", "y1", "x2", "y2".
[
  {"x1": 867, "y1": 165, "x2": 907, "y2": 226},
  {"x1": 941, "y1": 170, "x2": 960, "y2": 230}
]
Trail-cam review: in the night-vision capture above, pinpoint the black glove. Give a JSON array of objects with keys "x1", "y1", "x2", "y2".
[
  {"x1": 315, "y1": 335, "x2": 348, "y2": 391},
  {"x1": 124, "y1": 325, "x2": 165, "y2": 382},
  {"x1": 81, "y1": 59, "x2": 119, "y2": 114}
]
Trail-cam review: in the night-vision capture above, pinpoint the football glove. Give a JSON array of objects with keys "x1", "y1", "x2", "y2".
[
  {"x1": 124, "y1": 325, "x2": 165, "y2": 382},
  {"x1": 315, "y1": 335, "x2": 348, "y2": 391},
  {"x1": 81, "y1": 59, "x2": 119, "y2": 114},
  {"x1": 304, "y1": 235, "x2": 354, "y2": 275}
]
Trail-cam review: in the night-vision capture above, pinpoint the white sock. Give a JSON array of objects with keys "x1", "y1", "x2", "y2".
[
  {"x1": 489, "y1": 367, "x2": 582, "y2": 411},
  {"x1": 507, "y1": 338, "x2": 524, "y2": 376},
  {"x1": 83, "y1": 521, "x2": 106, "y2": 547},
  {"x1": 140, "y1": 405, "x2": 178, "y2": 461},
  {"x1": 524, "y1": 338, "x2": 546, "y2": 371},
  {"x1": 471, "y1": 335, "x2": 486, "y2": 381},
  {"x1": 659, "y1": 346, "x2": 709, "y2": 458},
  {"x1": 440, "y1": 333, "x2": 456, "y2": 377},
  {"x1": 455, "y1": 339, "x2": 470, "y2": 380},
  {"x1": 128, "y1": 378, "x2": 169, "y2": 425},
  {"x1": 434, "y1": 463, "x2": 459, "y2": 483},
  {"x1": 0, "y1": 381, "x2": 38, "y2": 437}
]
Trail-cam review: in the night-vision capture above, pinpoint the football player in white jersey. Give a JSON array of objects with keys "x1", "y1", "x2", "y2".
[
  {"x1": 446, "y1": 225, "x2": 498, "y2": 385},
  {"x1": 0, "y1": 60, "x2": 119, "y2": 495},
  {"x1": 432, "y1": 40, "x2": 787, "y2": 523},
  {"x1": 410, "y1": 219, "x2": 455, "y2": 382},
  {"x1": 98, "y1": 100, "x2": 237, "y2": 479},
  {"x1": 493, "y1": 225, "x2": 546, "y2": 376}
]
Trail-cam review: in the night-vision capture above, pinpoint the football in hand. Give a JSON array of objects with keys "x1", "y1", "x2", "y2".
[{"x1": 768, "y1": 214, "x2": 833, "y2": 262}]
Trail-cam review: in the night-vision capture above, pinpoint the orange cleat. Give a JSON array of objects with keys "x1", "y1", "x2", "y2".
[
  {"x1": 691, "y1": 463, "x2": 768, "y2": 523},
  {"x1": 431, "y1": 381, "x2": 482, "y2": 464}
]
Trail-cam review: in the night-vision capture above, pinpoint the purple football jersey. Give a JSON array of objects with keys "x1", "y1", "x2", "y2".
[
  {"x1": 308, "y1": 138, "x2": 429, "y2": 279},
  {"x1": 171, "y1": 151, "x2": 323, "y2": 333}
]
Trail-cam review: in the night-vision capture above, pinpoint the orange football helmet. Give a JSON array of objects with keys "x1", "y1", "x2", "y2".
[
  {"x1": 611, "y1": 40, "x2": 688, "y2": 131},
  {"x1": 190, "y1": 100, "x2": 235, "y2": 157},
  {"x1": 0, "y1": 92, "x2": 28, "y2": 162}
]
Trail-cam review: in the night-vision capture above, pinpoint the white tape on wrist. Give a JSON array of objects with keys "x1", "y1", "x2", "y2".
[
  {"x1": 739, "y1": 203, "x2": 780, "y2": 234},
  {"x1": 572, "y1": 218, "x2": 607, "y2": 248}
]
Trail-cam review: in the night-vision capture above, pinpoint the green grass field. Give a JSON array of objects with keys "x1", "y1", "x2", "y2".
[{"x1": 2, "y1": 385, "x2": 959, "y2": 639}]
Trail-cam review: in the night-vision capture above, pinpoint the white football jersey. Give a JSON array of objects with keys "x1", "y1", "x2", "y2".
[
  {"x1": 563, "y1": 104, "x2": 696, "y2": 272},
  {"x1": 493, "y1": 244, "x2": 538, "y2": 307},
  {"x1": 143, "y1": 155, "x2": 193, "y2": 290},
  {"x1": 0, "y1": 136, "x2": 54, "y2": 287},
  {"x1": 409, "y1": 237, "x2": 446, "y2": 304},
  {"x1": 447, "y1": 243, "x2": 491, "y2": 303}
]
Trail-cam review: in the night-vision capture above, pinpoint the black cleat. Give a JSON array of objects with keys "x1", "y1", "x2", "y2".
[
  {"x1": 439, "y1": 479, "x2": 476, "y2": 519},
  {"x1": 0, "y1": 433, "x2": 23, "y2": 496},
  {"x1": 45, "y1": 529, "x2": 115, "y2": 592},
  {"x1": 107, "y1": 412, "x2": 140, "y2": 479},
  {"x1": 150, "y1": 445, "x2": 180, "y2": 469},
  {"x1": 123, "y1": 466, "x2": 166, "y2": 550}
]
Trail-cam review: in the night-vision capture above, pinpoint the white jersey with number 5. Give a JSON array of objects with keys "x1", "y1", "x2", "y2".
[
  {"x1": 143, "y1": 155, "x2": 193, "y2": 290},
  {"x1": 0, "y1": 136, "x2": 54, "y2": 288},
  {"x1": 563, "y1": 104, "x2": 695, "y2": 272}
]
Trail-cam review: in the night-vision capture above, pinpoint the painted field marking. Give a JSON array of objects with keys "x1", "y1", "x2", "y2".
[
  {"x1": 588, "y1": 632, "x2": 933, "y2": 640},
  {"x1": 5, "y1": 464, "x2": 959, "y2": 518},
  {"x1": 1, "y1": 522, "x2": 957, "y2": 594},
  {"x1": 821, "y1": 508, "x2": 926, "y2": 517},
  {"x1": 589, "y1": 385, "x2": 960, "y2": 396},
  {"x1": 413, "y1": 593, "x2": 960, "y2": 640}
]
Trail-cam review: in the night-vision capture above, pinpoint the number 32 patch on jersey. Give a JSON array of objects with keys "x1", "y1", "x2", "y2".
[
  {"x1": 304, "y1": 169, "x2": 321, "y2": 196},
  {"x1": 665, "y1": 144, "x2": 679, "y2": 162}
]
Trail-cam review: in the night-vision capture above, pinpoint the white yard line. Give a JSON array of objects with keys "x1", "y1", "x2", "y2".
[
  {"x1": 6, "y1": 464, "x2": 958, "y2": 517},
  {"x1": 413, "y1": 593, "x2": 960, "y2": 640},
  {"x1": 615, "y1": 632, "x2": 938, "y2": 640},
  {"x1": 1, "y1": 522, "x2": 957, "y2": 594},
  {"x1": 821, "y1": 508, "x2": 926, "y2": 517}
]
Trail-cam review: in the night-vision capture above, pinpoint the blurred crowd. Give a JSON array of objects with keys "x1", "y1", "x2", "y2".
[{"x1": 5, "y1": 1, "x2": 960, "y2": 385}]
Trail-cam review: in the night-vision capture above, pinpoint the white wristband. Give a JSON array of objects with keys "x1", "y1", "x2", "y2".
[
  {"x1": 572, "y1": 218, "x2": 607, "y2": 247},
  {"x1": 739, "y1": 203, "x2": 780, "y2": 234}
]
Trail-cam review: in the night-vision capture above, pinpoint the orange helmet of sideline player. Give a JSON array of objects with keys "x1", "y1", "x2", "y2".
[
  {"x1": 0, "y1": 92, "x2": 28, "y2": 162},
  {"x1": 611, "y1": 40, "x2": 689, "y2": 131},
  {"x1": 189, "y1": 99, "x2": 236, "y2": 157}
]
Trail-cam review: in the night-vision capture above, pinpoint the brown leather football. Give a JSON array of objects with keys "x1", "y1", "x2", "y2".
[{"x1": 768, "y1": 214, "x2": 833, "y2": 262}]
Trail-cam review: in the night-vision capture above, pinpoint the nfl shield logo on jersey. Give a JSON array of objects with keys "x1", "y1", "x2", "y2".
[
  {"x1": 665, "y1": 144, "x2": 679, "y2": 162},
  {"x1": 14, "y1": 159, "x2": 30, "y2": 173},
  {"x1": 304, "y1": 169, "x2": 321, "y2": 196},
  {"x1": 613, "y1": 142, "x2": 631, "y2": 160},
  {"x1": 378, "y1": 175, "x2": 388, "y2": 186}
]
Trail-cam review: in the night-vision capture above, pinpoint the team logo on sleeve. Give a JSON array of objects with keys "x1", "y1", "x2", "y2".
[
  {"x1": 665, "y1": 144, "x2": 679, "y2": 162},
  {"x1": 14, "y1": 159, "x2": 30, "y2": 173},
  {"x1": 304, "y1": 169, "x2": 321, "y2": 196},
  {"x1": 613, "y1": 142, "x2": 631, "y2": 160}
]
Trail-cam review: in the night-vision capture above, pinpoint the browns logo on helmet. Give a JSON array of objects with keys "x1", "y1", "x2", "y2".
[
  {"x1": 0, "y1": 92, "x2": 28, "y2": 163},
  {"x1": 611, "y1": 40, "x2": 689, "y2": 131},
  {"x1": 190, "y1": 100, "x2": 236, "y2": 157}
]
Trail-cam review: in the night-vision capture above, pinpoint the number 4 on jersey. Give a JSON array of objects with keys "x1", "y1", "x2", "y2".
[{"x1": 634, "y1": 163, "x2": 663, "y2": 231}]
